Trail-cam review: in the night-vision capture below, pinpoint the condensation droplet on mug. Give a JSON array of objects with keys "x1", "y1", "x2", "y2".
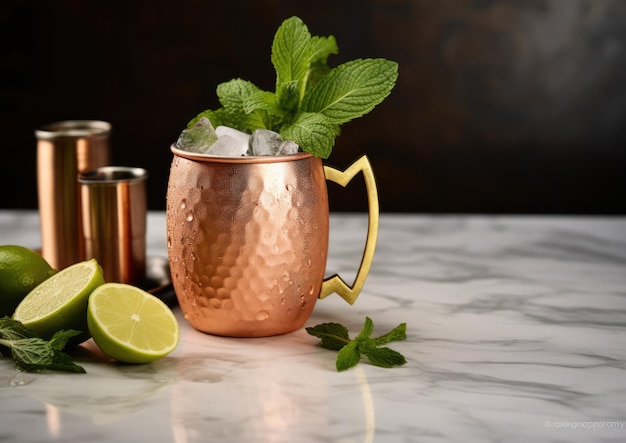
[
  {"x1": 286, "y1": 184, "x2": 293, "y2": 191},
  {"x1": 309, "y1": 284, "x2": 315, "y2": 295},
  {"x1": 280, "y1": 297, "x2": 286, "y2": 306},
  {"x1": 186, "y1": 212, "x2": 194, "y2": 222},
  {"x1": 256, "y1": 310, "x2": 270, "y2": 321},
  {"x1": 180, "y1": 199, "x2": 186, "y2": 210},
  {"x1": 306, "y1": 258, "x2": 311, "y2": 267}
]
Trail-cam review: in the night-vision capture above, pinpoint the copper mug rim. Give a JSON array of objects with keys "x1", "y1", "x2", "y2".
[
  {"x1": 170, "y1": 144, "x2": 314, "y2": 164},
  {"x1": 36, "y1": 120, "x2": 111, "y2": 139},
  {"x1": 78, "y1": 166, "x2": 148, "y2": 185}
]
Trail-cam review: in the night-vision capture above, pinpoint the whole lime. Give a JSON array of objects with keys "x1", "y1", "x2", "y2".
[{"x1": 0, "y1": 245, "x2": 57, "y2": 317}]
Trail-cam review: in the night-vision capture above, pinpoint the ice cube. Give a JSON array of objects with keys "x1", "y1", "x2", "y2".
[
  {"x1": 278, "y1": 140, "x2": 299, "y2": 155},
  {"x1": 175, "y1": 117, "x2": 218, "y2": 153},
  {"x1": 250, "y1": 129, "x2": 283, "y2": 156},
  {"x1": 206, "y1": 135, "x2": 249, "y2": 156},
  {"x1": 215, "y1": 126, "x2": 250, "y2": 147}
]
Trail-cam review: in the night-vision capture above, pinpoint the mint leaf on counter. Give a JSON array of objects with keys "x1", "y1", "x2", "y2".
[
  {"x1": 305, "y1": 321, "x2": 351, "y2": 350},
  {"x1": 336, "y1": 340, "x2": 361, "y2": 371},
  {"x1": 0, "y1": 317, "x2": 86, "y2": 373},
  {"x1": 373, "y1": 322, "x2": 407, "y2": 345},
  {"x1": 307, "y1": 317, "x2": 407, "y2": 371}
]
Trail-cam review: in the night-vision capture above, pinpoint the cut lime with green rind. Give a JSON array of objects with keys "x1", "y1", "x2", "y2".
[
  {"x1": 13, "y1": 259, "x2": 105, "y2": 341},
  {"x1": 87, "y1": 283, "x2": 180, "y2": 364}
]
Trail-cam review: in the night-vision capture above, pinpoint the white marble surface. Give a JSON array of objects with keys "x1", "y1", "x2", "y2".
[{"x1": 1, "y1": 211, "x2": 625, "y2": 442}]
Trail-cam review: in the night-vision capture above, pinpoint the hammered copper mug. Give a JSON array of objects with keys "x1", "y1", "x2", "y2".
[{"x1": 166, "y1": 147, "x2": 378, "y2": 337}]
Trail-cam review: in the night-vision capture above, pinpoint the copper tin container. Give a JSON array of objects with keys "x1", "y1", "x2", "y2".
[
  {"x1": 78, "y1": 166, "x2": 148, "y2": 285},
  {"x1": 36, "y1": 120, "x2": 111, "y2": 270},
  {"x1": 166, "y1": 146, "x2": 379, "y2": 337}
]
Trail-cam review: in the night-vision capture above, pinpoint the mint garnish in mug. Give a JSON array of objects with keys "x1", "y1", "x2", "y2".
[{"x1": 180, "y1": 16, "x2": 398, "y2": 158}]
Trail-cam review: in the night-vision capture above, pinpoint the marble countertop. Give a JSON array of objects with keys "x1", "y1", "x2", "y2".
[{"x1": 1, "y1": 211, "x2": 625, "y2": 442}]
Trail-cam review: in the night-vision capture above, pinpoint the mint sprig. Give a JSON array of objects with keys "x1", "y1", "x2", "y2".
[
  {"x1": 0, "y1": 317, "x2": 86, "y2": 373},
  {"x1": 189, "y1": 16, "x2": 398, "y2": 159},
  {"x1": 306, "y1": 317, "x2": 407, "y2": 371}
]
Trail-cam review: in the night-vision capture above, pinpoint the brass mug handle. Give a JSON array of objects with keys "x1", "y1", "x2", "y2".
[{"x1": 320, "y1": 155, "x2": 379, "y2": 304}]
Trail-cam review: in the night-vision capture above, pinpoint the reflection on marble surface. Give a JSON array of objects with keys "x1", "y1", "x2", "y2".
[{"x1": 1, "y1": 211, "x2": 625, "y2": 442}]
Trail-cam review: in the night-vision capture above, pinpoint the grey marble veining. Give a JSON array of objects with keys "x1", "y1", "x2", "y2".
[{"x1": 1, "y1": 211, "x2": 625, "y2": 442}]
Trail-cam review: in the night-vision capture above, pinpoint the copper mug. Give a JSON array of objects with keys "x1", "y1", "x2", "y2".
[
  {"x1": 36, "y1": 120, "x2": 111, "y2": 270},
  {"x1": 166, "y1": 147, "x2": 379, "y2": 337}
]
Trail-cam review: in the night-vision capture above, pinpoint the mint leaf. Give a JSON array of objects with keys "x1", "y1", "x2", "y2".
[
  {"x1": 49, "y1": 329, "x2": 83, "y2": 351},
  {"x1": 306, "y1": 35, "x2": 339, "y2": 92},
  {"x1": 359, "y1": 341, "x2": 407, "y2": 368},
  {"x1": 276, "y1": 81, "x2": 300, "y2": 114},
  {"x1": 216, "y1": 79, "x2": 269, "y2": 131},
  {"x1": 48, "y1": 351, "x2": 87, "y2": 374},
  {"x1": 355, "y1": 316, "x2": 375, "y2": 341},
  {"x1": 280, "y1": 112, "x2": 338, "y2": 159},
  {"x1": 8, "y1": 338, "x2": 54, "y2": 369},
  {"x1": 217, "y1": 78, "x2": 262, "y2": 111},
  {"x1": 310, "y1": 35, "x2": 339, "y2": 65},
  {"x1": 0, "y1": 317, "x2": 86, "y2": 373},
  {"x1": 307, "y1": 317, "x2": 407, "y2": 371},
  {"x1": 187, "y1": 16, "x2": 398, "y2": 159},
  {"x1": 0, "y1": 316, "x2": 37, "y2": 341},
  {"x1": 373, "y1": 322, "x2": 407, "y2": 345},
  {"x1": 271, "y1": 16, "x2": 312, "y2": 104},
  {"x1": 189, "y1": 108, "x2": 230, "y2": 128},
  {"x1": 336, "y1": 340, "x2": 361, "y2": 371},
  {"x1": 302, "y1": 58, "x2": 399, "y2": 125},
  {"x1": 305, "y1": 322, "x2": 351, "y2": 350},
  {"x1": 243, "y1": 91, "x2": 282, "y2": 116},
  {"x1": 2, "y1": 336, "x2": 85, "y2": 373}
]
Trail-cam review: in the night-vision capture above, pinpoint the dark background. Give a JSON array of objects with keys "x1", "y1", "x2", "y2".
[{"x1": 2, "y1": 0, "x2": 625, "y2": 214}]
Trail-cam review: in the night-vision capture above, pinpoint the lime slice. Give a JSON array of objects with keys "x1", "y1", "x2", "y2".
[
  {"x1": 13, "y1": 259, "x2": 104, "y2": 340},
  {"x1": 87, "y1": 283, "x2": 180, "y2": 364}
]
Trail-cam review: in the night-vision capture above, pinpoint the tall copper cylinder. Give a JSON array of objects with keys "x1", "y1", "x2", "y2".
[
  {"x1": 166, "y1": 148, "x2": 330, "y2": 337},
  {"x1": 36, "y1": 120, "x2": 111, "y2": 270},
  {"x1": 78, "y1": 166, "x2": 148, "y2": 284}
]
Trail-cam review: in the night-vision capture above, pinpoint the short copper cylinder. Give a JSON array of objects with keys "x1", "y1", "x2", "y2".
[
  {"x1": 78, "y1": 166, "x2": 148, "y2": 285},
  {"x1": 36, "y1": 120, "x2": 111, "y2": 270},
  {"x1": 166, "y1": 147, "x2": 329, "y2": 337}
]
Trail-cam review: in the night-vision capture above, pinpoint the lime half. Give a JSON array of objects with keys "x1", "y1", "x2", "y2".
[
  {"x1": 87, "y1": 283, "x2": 180, "y2": 364},
  {"x1": 13, "y1": 259, "x2": 104, "y2": 340}
]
